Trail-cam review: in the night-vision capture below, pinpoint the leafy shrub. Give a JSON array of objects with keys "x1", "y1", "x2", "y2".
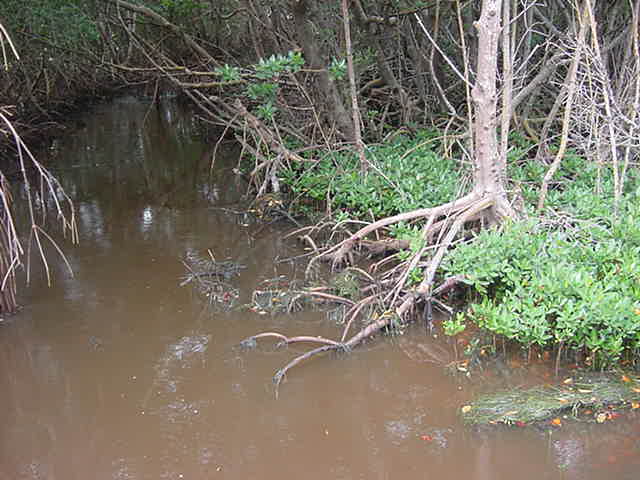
[
  {"x1": 442, "y1": 201, "x2": 640, "y2": 366},
  {"x1": 281, "y1": 131, "x2": 466, "y2": 218},
  {"x1": 2, "y1": 0, "x2": 99, "y2": 50},
  {"x1": 282, "y1": 128, "x2": 640, "y2": 367},
  {"x1": 507, "y1": 133, "x2": 640, "y2": 219}
]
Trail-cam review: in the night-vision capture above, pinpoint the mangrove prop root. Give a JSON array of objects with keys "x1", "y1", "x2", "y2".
[
  {"x1": 309, "y1": 192, "x2": 480, "y2": 272},
  {"x1": 340, "y1": 294, "x2": 381, "y2": 342},
  {"x1": 245, "y1": 197, "x2": 496, "y2": 393},
  {"x1": 241, "y1": 332, "x2": 342, "y2": 349},
  {"x1": 273, "y1": 312, "x2": 397, "y2": 392},
  {"x1": 273, "y1": 345, "x2": 343, "y2": 394},
  {"x1": 397, "y1": 198, "x2": 494, "y2": 320}
]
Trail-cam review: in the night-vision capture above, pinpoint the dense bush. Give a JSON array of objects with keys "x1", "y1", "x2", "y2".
[
  {"x1": 442, "y1": 136, "x2": 640, "y2": 366},
  {"x1": 0, "y1": 0, "x2": 106, "y2": 120},
  {"x1": 283, "y1": 129, "x2": 640, "y2": 367},
  {"x1": 507, "y1": 133, "x2": 640, "y2": 217},
  {"x1": 280, "y1": 131, "x2": 466, "y2": 218},
  {"x1": 442, "y1": 199, "x2": 640, "y2": 366}
]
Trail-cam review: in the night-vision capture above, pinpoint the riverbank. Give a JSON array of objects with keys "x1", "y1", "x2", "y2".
[{"x1": 266, "y1": 131, "x2": 640, "y2": 373}]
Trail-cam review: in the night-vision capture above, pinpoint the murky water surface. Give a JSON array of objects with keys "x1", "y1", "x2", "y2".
[{"x1": 2, "y1": 97, "x2": 639, "y2": 479}]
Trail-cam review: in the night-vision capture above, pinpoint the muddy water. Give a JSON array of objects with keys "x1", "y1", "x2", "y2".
[{"x1": 1, "y1": 97, "x2": 639, "y2": 480}]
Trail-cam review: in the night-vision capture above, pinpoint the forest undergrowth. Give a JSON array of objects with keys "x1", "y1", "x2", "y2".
[{"x1": 261, "y1": 129, "x2": 640, "y2": 372}]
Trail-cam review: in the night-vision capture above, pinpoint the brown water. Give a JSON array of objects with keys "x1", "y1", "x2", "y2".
[{"x1": 1, "y1": 97, "x2": 639, "y2": 480}]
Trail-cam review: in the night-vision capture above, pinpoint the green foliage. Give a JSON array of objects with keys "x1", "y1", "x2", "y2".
[
  {"x1": 442, "y1": 203, "x2": 640, "y2": 366},
  {"x1": 443, "y1": 140, "x2": 640, "y2": 366},
  {"x1": 281, "y1": 129, "x2": 640, "y2": 367},
  {"x1": 281, "y1": 131, "x2": 464, "y2": 218},
  {"x1": 215, "y1": 64, "x2": 241, "y2": 82},
  {"x1": 246, "y1": 82, "x2": 278, "y2": 101},
  {"x1": 328, "y1": 57, "x2": 347, "y2": 81},
  {"x1": 391, "y1": 222, "x2": 425, "y2": 261},
  {"x1": 1, "y1": 0, "x2": 99, "y2": 50},
  {"x1": 506, "y1": 133, "x2": 640, "y2": 219},
  {"x1": 254, "y1": 51, "x2": 304, "y2": 79},
  {"x1": 408, "y1": 267, "x2": 423, "y2": 285},
  {"x1": 240, "y1": 50, "x2": 305, "y2": 120},
  {"x1": 443, "y1": 313, "x2": 466, "y2": 337},
  {"x1": 255, "y1": 102, "x2": 277, "y2": 120}
]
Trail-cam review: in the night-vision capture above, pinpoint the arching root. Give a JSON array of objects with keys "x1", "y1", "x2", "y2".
[
  {"x1": 309, "y1": 192, "x2": 480, "y2": 272},
  {"x1": 245, "y1": 195, "x2": 502, "y2": 394}
]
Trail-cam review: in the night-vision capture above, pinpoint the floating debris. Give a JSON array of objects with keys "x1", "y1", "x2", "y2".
[
  {"x1": 250, "y1": 289, "x2": 306, "y2": 314},
  {"x1": 461, "y1": 372, "x2": 640, "y2": 426},
  {"x1": 248, "y1": 281, "x2": 354, "y2": 317},
  {"x1": 180, "y1": 252, "x2": 244, "y2": 311}
]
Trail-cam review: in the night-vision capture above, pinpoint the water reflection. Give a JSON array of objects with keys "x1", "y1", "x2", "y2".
[
  {"x1": 140, "y1": 206, "x2": 154, "y2": 233},
  {"x1": 1, "y1": 96, "x2": 639, "y2": 479}
]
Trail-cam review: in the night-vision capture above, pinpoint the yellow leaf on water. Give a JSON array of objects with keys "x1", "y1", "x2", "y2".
[
  {"x1": 557, "y1": 398, "x2": 569, "y2": 403},
  {"x1": 461, "y1": 405, "x2": 472, "y2": 414},
  {"x1": 596, "y1": 412, "x2": 607, "y2": 424},
  {"x1": 632, "y1": 402, "x2": 640, "y2": 410},
  {"x1": 563, "y1": 378, "x2": 573, "y2": 385},
  {"x1": 577, "y1": 389, "x2": 592, "y2": 393},
  {"x1": 631, "y1": 387, "x2": 640, "y2": 393},
  {"x1": 622, "y1": 375, "x2": 632, "y2": 383}
]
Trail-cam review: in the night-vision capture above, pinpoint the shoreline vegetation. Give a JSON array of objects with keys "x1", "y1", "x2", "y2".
[
  {"x1": 275, "y1": 132, "x2": 640, "y2": 371},
  {"x1": 461, "y1": 371, "x2": 640, "y2": 427},
  {"x1": 2, "y1": 0, "x2": 640, "y2": 417}
]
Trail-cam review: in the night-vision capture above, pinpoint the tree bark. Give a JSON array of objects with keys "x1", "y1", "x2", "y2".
[
  {"x1": 471, "y1": 0, "x2": 512, "y2": 218},
  {"x1": 290, "y1": 0, "x2": 354, "y2": 140},
  {"x1": 537, "y1": 2, "x2": 588, "y2": 212},
  {"x1": 341, "y1": 0, "x2": 368, "y2": 172}
]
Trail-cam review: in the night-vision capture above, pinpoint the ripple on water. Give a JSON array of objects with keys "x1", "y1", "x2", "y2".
[
  {"x1": 111, "y1": 457, "x2": 137, "y2": 480},
  {"x1": 150, "y1": 334, "x2": 211, "y2": 396},
  {"x1": 166, "y1": 334, "x2": 211, "y2": 361},
  {"x1": 553, "y1": 437, "x2": 586, "y2": 476},
  {"x1": 384, "y1": 420, "x2": 413, "y2": 445}
]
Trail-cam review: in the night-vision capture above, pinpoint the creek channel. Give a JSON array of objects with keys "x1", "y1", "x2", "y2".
[{"x1": 1, "y1": 97, "x2": 639, "y2": 479}]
